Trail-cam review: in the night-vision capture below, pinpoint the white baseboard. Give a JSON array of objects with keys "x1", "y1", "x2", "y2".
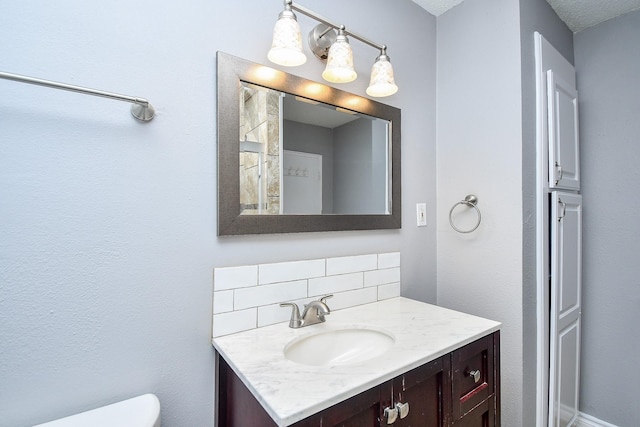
[{"x1": 576, "y1": 412, "x2": 619, "y2": 427}]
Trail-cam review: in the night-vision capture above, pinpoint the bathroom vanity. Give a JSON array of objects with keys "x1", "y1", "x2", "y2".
[{"x1": 213, "y1": 297, "x2": 500, "y2": 426}]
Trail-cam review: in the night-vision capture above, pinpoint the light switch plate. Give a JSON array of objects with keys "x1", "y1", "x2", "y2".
[{"x1": 416, "y1": 203, "x2": 427, "y2": 227}]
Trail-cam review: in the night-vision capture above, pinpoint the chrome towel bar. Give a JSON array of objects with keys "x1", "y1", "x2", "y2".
[{"x1": 0, "y1": 71, "x2": 155, "y2": 122}]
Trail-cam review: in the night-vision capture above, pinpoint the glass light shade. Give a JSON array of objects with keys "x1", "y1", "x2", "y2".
[
  {"x1": 321, "y1": 34, "x2": 357, "y2": 83},
  {"x1": 267, "y1": 11, "x2": 307, "y2": 67},
  {"x1": 366, "y1": 54, "x2": 398, "y2": 97}
]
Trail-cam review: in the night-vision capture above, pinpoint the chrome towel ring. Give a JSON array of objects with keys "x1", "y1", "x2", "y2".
[{"x1": 449, "y1": 194, "x2": 481, "y2": 233}]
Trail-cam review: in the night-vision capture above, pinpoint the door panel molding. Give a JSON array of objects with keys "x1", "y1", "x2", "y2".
[{"x1": 549, "y1": 191, "x2": 582, "y2": 427}]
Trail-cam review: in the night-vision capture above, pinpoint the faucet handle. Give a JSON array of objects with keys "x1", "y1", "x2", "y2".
[
  {"x1": 316, "y1": 295, "x2": 333, "y2": 321},
  {"x1": 279, "y1": 302, "x2": 297, "y2": 308},
  {"x1": 319, "y1": 294, "x2": 333, "y2": 304},
  {"x1": 279, "y1": 302, "x2": 302, "y2": 328}
]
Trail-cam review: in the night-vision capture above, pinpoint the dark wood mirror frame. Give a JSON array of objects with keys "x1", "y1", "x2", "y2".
[{"x1": 217, "y1": 51, "x2": 401, "y2": 235}]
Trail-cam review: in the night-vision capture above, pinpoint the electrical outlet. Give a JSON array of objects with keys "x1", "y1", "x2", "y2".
[{"x1": 416, "y1": 203, "x2": 427, "y2": 227}]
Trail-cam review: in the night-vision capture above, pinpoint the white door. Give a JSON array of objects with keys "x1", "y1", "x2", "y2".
[
  {"x1": 549, "y1": 191, "x2": 582, "y2": 427},
  {"x1": 547, "y1": 70, "x2": 580, "y2": 191},
  {"x1": 535, "y1": 32, "x2": 580, "y2": 427},
  {"x1": 282, "y1": 150, "x2": 322, "y2": 214}
]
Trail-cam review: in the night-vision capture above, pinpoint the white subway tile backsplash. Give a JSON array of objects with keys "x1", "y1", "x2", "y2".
[
  {"x1": 378, "y1": 252, "x2": 401, "y2": 269},
  {"x1": 214, "y1": 265, "x2": 258, "y2": 291},
  {"x1": 326, "y1": 254, "x2": 377, "y2": 276},
  {"x1": 258, "y1": 303, "x2": 292, "y2": 328},
  {"x1": 212, "y1": 308, "x2": 257, "y2": 337},
  {"x1": 329, "y1": 287, "x2": 378, "y2": 310},
  {"x1": 212, "y1": 252, "x2": 401, "y2": 337},
  {"x1": 378, "y1": 282, "x2": 401, "y2": 300},
  {"x1": 259, "y1": 259, "x2": 325, "y2": 285},
  {"x1": 364, "y1": 267, "x2": 401, "y2": 287},
  {"x1": 213, "y1": 290, "x2": 234, "y2": 314},
  {"x1": 234, "y1": 280, "x2": 307, "y2": 310},
  {"x1": 309, "y1": 272, "x2": 363, "y2": 297}
]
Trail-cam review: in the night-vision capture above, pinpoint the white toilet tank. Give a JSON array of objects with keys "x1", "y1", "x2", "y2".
[{"x1": 33, "y1": 393, "x2": 161, "y2": 427}]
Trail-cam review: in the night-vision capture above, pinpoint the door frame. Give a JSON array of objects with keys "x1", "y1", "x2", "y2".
[{"x1": 534, "y1": 31, "x2": 551, "y2": 427}]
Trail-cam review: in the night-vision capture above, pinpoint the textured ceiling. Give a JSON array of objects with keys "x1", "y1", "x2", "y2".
[
  {"x1": 411, "y1": 0, "x2": 640, "y2": 32},
  {"x1": 546, "y1": 0, "x2": 640, "y2": 32},
  {"x1": 411, "y1": 0, "x2": 464, "y2": 16}
]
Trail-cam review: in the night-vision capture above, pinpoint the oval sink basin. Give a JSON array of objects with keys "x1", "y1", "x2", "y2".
[{"x1": 284, "y1": 326, "x2": 395, "y2": 366}]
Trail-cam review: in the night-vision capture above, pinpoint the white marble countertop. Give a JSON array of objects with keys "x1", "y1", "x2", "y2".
[{"x1": 212, "y1": 297, "x2": 501, "y2": 426}]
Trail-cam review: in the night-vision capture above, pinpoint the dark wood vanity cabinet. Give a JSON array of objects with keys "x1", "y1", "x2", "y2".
[
  {"x1": 386, "y1": 356, "x2": 452, "y2": 427},
  {"x1": 451, "y1": 333, "x2": 500, "y2": 426},
  {"x1": 216, "y1": 331, "x2": 499, "y2": 427},
  {"x1": 293, "y1": 356, "x2": 451, "y2": 427},
  {"x1": 292, "y1": 384, "x2": 383, "y2": 427}
]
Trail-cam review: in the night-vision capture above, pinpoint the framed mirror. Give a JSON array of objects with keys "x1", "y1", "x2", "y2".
[{"x1": 217, "y1": 52, "x2": 401, "y2": 235}]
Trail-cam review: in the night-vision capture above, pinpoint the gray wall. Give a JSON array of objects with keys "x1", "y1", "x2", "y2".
[
  {"x1": 0, "y1": 0, "x2": 436, "y2": 425},
  {"x1": 284, "y1": 117, "x2": 389, "y2": 215},
  {"x1": 436, "y1": 0, "x2": 523, "y2": 424},
  {"x1": 574, "y1": 10, "x2": 640, "y2": 426},
  {"x1": 283, "y1": 119, "x2": 335, "y2": 213},
  {"x1": 333, "y1": 118, "x2": 382, "y2": 214},
  {"x1": 371, "y1": 119, "x2": 388, "y2": 212},
  {"x1": 518, "y1": 0, "x2": 574, "y2": 423}
]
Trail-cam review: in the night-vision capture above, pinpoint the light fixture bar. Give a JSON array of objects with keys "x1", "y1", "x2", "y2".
[{"x1": 287, "y1": 0, "x2": 385, "y2": 51}]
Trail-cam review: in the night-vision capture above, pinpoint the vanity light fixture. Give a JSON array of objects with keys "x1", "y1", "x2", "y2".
[
  {"x1": 267, "y1": 1, "x2": 307, "y2": 67},
  {"x1": 321, "y1": 26, "x2": 357, "y2": 83},
  {"x1": 366, "y1": 47, "x2": 398, "y2": 97},
  {"x1": 268, "y1": 0, "x2": 398, "y2": 97}
]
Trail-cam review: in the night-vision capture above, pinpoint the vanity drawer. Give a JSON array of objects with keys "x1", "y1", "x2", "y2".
[
  {"x1": 453, "y1": 396, "x2": 496, "y2": 427},
  {"x1": 451, "y1": 334, "x2": 495, "y2": 420}
]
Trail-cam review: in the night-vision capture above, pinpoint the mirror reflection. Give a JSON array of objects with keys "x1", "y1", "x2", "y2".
[{"x1": 239, "y1": 82, "x2": 391, "y2": 216}]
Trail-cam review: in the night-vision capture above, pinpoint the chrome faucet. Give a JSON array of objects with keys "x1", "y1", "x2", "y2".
[{"x1": 280, "y1": 295, "x2": 333, "y2": 328}]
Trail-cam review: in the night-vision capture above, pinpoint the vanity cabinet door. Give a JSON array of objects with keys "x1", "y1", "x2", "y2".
[
  {"x1": 451, "y1": 334, "x2": 497, "y2": 423},
  {"x1": 291, "y1": 384, "x2": 383, "y2": 427},
  {"x1": 392, "y1": 356, "x2": 451, "y2": 427},
  {"x1": 296, "y1": 355, "x2": 450, "y2": 427}
]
